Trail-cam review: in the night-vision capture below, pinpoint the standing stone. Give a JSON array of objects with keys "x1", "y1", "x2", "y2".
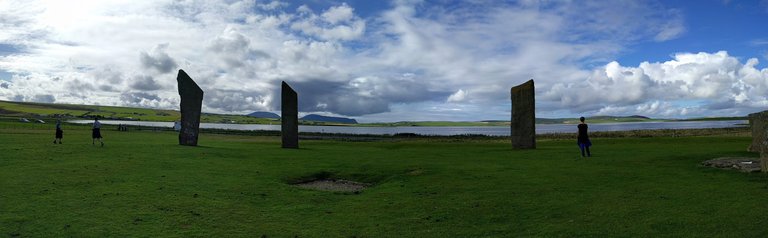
[
  {"x1": 752, "y1": 110, "x2": 768, "y2": 172},
  {"x1": 281, "y1": 81, "x2": 299, "y2": 149},
  {"x1": 748, "y1": 111, "x2": 767, "y2": 152},
  {"x1": 762, "y1": 154, "x2": 768, "y2": 173},
  {"x1": 511, "y1": 79, "x2": 535, "y2": 149},
  {"x1": 177, "y1": 69, "x2": 204, "y2": 146}
]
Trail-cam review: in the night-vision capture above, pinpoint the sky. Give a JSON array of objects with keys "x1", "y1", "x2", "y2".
[{"x1": 1, "y1": 0, "x2": 767, "y2": 122}]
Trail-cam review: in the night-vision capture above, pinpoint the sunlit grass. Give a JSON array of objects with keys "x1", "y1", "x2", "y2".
[{"x1": 1, "y1": 121, "x2": 766, "y2": 237}]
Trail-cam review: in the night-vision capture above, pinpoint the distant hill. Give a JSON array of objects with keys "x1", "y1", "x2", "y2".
[
  {"x1": 301, "y1": 114, "x2": 358, "y2": 124},
  {"x1": 0, "y1": 100, "x2": 277, "y2": 124},
  {"x1": 628, "y1": 115, "x2": 651, "y2": 119},
  {"x1": 247, "y1": 111, "x2": 280, "y2": 119}
]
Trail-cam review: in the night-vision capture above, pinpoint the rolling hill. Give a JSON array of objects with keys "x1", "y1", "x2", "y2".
[
  {"x1": 300, "y1": 114, "x2": 358, "y2": 124},
  {"x1": 247, "y1": 111, "x2": 280, "y2": 119},
  {"x1": 0, "y1": 100, "x2": 277, "y2": 124}
]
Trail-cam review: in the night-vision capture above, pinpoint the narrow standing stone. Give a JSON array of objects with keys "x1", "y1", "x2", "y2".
[
  {"x1": 177, "y1": 69, "x2": 204, "y2": 146},
  {"x1": 762, "y1": 154, "x2": 768, "y2": 173},
  {"x1": 748, "y1": 111, "x2": 766, "y2": 152},
  {"x1": 281, "y1": 81, "x2": 299, "y2": 149},
  {"x1": 748, "y1": 110, "x2": 768, "y2": 172},
  {"x1": 511, "y1": 79, "x2": 535, "y2": 149}
]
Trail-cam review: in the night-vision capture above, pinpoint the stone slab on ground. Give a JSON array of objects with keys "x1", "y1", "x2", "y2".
[{"x1": 701, "y1": 157, "x2": 762, "y2": 173}]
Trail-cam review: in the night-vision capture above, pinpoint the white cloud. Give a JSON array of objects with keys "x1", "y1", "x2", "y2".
[
  {"x1": 0, "y1": 0, "x2": 764, "y2": 121},
  {"x1": 258, "y1": 1, "x2": 287, "y2": 10},
  {"x1": 654, "y1": 19, "x2": 686, "y2": 41},
  {"x1": 749, "y1": 39, "x2": 768, "y2": 46},
  {"x1": 546, "y1": 51, "x2": 768, "y2": 116},
  {"x1": 322, "y1": 3, "x2": 354, "y2": 24},
  {"x1": 447, "y1": 89, "x2": 467, "y2": 103},
  {"x1": 139, "y1": 44, "x2": 178, "y2": 74},
  {"x1": 290, "y1": 3, "x2": 365, "y2": 41}
]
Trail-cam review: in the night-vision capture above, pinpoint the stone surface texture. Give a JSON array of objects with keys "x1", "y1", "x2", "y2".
[
  {"x1": 748, "y1": 111, "x2": 767, "y2": 152},
  {"x1": 510, "y1": 79, "x2": 536, "y2": 149},
  {"x1": 281, "y1": 81, "x2": 299, "y2": 149},
  {"x1": 748, "y1": 110, "x2": 768, "y2": 172},
  {"x1": 177, "y1": 69, "x2": 204, "y2": 146},
  {"x1": 701, "y1": 157, "x2": 762, "y2": 173}
]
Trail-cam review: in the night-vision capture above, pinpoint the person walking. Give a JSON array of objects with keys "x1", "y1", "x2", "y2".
[
  {"x1": 92, "y1": 117, "x2": 104, "y2": 147},
  {"x1": 53, "y1": 119, "x2": 63, "y2": 144},
  {"x1": 577, "y1": 116, "x2": 591, "y2": 157}
]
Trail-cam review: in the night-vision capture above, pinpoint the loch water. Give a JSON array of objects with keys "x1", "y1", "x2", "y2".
[{"x1": 69, "y1": 120, "x2": 747, "y2": 136}]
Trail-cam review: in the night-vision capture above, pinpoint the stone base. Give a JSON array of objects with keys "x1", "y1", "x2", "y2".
[
  {"x1": 748, "y1": 110, "x2": 768, "y2": 152},
  {"x1": 763, "y1": 157, "x2": 768, "y2": 173}
]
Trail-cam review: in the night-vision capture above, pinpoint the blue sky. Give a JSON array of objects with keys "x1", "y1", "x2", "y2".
[
  {"x1": 1, "y1": 0, "x2": 768, "y2": 122},
  {"x1": 617, "y1": 0, "x2": 768, "y2": 65}
]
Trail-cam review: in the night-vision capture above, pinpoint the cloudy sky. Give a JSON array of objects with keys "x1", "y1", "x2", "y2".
[{"x1": 1, "y1": 0, "x2": 768, "y2": 122}]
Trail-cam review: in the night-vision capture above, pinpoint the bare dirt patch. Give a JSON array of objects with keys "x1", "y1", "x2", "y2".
[
  {"x1": 293, "y1": 179, "x2": 369, "y2": 192},
  {"x1": 702, "y1": 157, "x2": 762, "y2": 173}
]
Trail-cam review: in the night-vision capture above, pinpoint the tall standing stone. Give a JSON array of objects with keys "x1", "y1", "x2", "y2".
[
  {"x1": 281, "y1": 81, "x2": 299, "y2": 149},
  {"x1": 177, "y1": 69, "x2": 204, "y2": 146},
  {"x1": 511, "y1": 79, "x2": 535, "y2": 149},
  {"x1": 748, "y1": 111, "x2": 766, "y2": 152},
  {"x1": 750, "y1": 110, "x2": 768, "y2": 172}
]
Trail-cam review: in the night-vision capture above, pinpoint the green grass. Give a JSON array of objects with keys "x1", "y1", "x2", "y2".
[{"x1": 1, "y1": 121, "x2": 767, "y2": 237}]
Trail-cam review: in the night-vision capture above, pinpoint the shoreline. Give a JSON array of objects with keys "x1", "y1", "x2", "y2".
[{"x1": 69, "y1": 122, "x2": 750, "y2": 140}]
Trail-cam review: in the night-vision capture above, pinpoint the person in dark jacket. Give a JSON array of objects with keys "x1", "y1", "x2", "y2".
[
  {"x1": 53, "y1": 119, "x2": 63, "y2": 144},
  {"x1": 577, "y1": 116, "x2": 591, "y2": 157}
]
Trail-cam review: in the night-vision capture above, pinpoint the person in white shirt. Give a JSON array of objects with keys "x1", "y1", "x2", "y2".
[{"x1": 92, "y1": 117, "x2": 104, "y2": 147}]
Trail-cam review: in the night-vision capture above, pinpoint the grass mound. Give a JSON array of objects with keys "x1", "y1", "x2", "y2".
[
  {"x1": 293, "y1": 179, "x2": 369, "y2": 192},
  {"x1": 287, "y1": 171, "x2": 376, "y2": 193}
]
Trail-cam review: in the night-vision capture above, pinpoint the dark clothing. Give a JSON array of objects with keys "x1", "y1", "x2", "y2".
[
  {"x1": 577, "y1": 124, "x2": 590, "y2": 143},
  {"x1": 92, "y1": 128, "x2": 102, "y2": 139},
  {"x1": 55, "y1": 129, "x2": 63, "y2": 139},
  {"x1": 577, "y1": 123, "x2": 591, "y2": 157}
]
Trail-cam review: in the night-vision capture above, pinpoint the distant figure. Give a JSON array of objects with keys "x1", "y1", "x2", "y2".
[
  {"x1": 92, "y1": 117, "x2": 104, "y2": 147},
  {"x1": 53, "y1": 120, "x2": 63, "y2": 144},
  {"x1": 577, "y1": 117, "x2": 591, "y2": 157},
  {"x1": 173, "y1": 120, "x2": 181, "y2": 131}
]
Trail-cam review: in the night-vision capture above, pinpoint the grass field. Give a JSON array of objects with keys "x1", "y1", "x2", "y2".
[{"x1": 1, "y1": 121, "x2": 767, "y2": 237}]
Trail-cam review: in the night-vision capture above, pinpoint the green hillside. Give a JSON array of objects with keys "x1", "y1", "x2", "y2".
[
  {"x1": 0, "y1": 100, "x2": 746, "y2": 126},
  {"x1": 0, "y1": 100, "x2": 278, "y2": 124},
  {"x1": 359, "y1": 116, "x2": 666, "y2": 127}
]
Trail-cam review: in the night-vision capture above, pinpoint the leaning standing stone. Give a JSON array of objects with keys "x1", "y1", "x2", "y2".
[{"x1": 177, "y1": 69, "x2": 204, "y2": 146}]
